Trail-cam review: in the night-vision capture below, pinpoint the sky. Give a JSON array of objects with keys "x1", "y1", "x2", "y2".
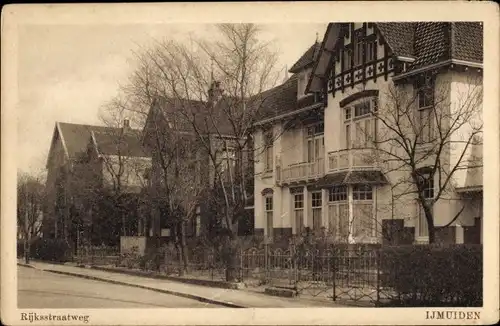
[{"x1": 16, "y1": 23, "x2": 327, "y2": 175}]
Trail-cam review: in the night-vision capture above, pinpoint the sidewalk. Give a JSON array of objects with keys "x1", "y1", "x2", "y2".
[{"x1": 18, "y1": 260, "x2": 346, "y2": 308}]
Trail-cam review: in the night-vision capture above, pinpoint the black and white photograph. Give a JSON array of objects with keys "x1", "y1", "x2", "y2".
[{"x1": 1, "y1": 2, "x2": 499, "y2": 325}]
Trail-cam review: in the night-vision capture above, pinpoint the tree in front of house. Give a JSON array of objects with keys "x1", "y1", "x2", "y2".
[
  {"x1": 127, "y1": 23, "x2": 280, "y2": 280},
  {"x1": 362, "y1": 71, "x2": 483, "y2": 244},
  {"x1": 17, "y1": 171, "x2": 46, "y2": 261}
]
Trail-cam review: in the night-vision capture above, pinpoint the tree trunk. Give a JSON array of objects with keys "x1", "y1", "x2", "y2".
[
  {"x1": 224, "y1": 233, "x2": 240, "y2": 282},
  {"x1": 424, "y1": 203, "x2": 436, "y2": 244}
]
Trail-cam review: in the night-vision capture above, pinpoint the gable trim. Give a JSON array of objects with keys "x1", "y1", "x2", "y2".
[{"x1": 55, "y1": 122, "x2": 70, "y2": 164}]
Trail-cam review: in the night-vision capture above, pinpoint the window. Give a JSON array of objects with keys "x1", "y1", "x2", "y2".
[
  {"x1": 344, "y1": 98, "x2": 378, "y2": 149},
  {"x1": 417, "y1": 171, "x2": 434, "y2": 200},
  {"x1": 263, "y1": 129, "x2": 273, "y2": 172},
  {"x1": 418, "y1": 85, "x2": 434, "y2": 109},
  {"x1": 353, "y1": 184, "x2": 373, "y2": 200},
  {"x1": 298, "y1": 71, "x2": 310, "y2": 97},
  {"x1": 311, "y1": 191, "x2": 323, "y2": 230},
  {"x1": 354, "y1": 38, "x2": 364, "y2": 67},
  {"x1": 345, "y1": 124, "x2": 351, "y2": 149},
  {"x1": 419, "y1": 108, "x2": 433, "y2": 143},
  {"x1": 306, "y1": 123, "x2": 325, "y2": 162},
  {"x1": 366, "y1": 40, "x2": 376, "y2": 62},
  {"x1": 265, "y1": 195, "x2": 273, "y2": 238},
  {"x1": 354, "y1": 101, "x2": 371, "y2": 117},
  {"x1": 329, "y1": 185, "x2": 348, "y2": 202},
  {"x1": 344, "y1": 107, "x2": 352, "y2": 120},
  {"x1": 220, "y1": 147, "x2": 235, "y2": 181},
  {"x1": 416, "y1": 77, "x2": 435, "y2": 143},
  {"x1": 343, "y1": 49, "x2": 352, "y2": 70},
  {"x1": 293, "y1": 193, "x2": 304, "y2": 234},
  {"x1": 416, "y1": 169, "x2": 433, "y2": 237}
]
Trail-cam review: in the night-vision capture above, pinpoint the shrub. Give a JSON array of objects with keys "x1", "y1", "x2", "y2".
[
  {"x1": 29, "y1": 238, "x2": 72, "y2": 262},
  {"x1": 379, "y1": 244, "x2": 482, "y2": 307}
]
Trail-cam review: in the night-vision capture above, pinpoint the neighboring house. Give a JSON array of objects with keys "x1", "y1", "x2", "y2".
[
  {"x1": 142, "y1": 81, "x2": 255, "y2": 243},
  {"x1": 253, "y1": 22, "x2": 483, "y2": 245},
  {"x1": 44, "y1": 120, "x2": 151, "y2": 248}
]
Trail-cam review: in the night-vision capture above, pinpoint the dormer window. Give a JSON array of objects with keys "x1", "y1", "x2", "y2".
[{"x1": 298, "y1": 70, "x2": 311, "y2": 98}]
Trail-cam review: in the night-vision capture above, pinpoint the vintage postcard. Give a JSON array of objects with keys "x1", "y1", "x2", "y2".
[{"x1": 1, "y1": 1, "x2": 499, "y2": 325}]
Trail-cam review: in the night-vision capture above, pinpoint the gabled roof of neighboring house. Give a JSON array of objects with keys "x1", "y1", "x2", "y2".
[
  {"x1": 91, "y1": 129, "x2": 148, "y2": 158},
  {"x1": 289, "y1": 42, "x2": 322, "y2": 73},
  {"x1": 149, "y1": 95, "x2": 236, "y2": 137},
  {"x1": 47, "y1": 122, "x2": 148, "y2": 169},
  {"x1": 252, "y1": 74, "x2": 298, "y2": 122}
]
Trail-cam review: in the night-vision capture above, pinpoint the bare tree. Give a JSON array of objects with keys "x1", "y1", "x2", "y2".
[
  {"x1": 17, "y1": 172, "x2": 45, "y2": 262},
  {"x1": 363, "y1": 71, "x2": 484, "y2": 244},
  {"x1": 129, "y1": 23, "x2": 280, "y2": 280}
]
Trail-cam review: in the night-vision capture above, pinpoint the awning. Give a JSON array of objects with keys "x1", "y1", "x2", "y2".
[{"x1": 344, "y1": 170, "x2": 388, "y2": 185}]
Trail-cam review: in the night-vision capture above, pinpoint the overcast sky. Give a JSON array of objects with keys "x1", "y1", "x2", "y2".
[{"x1": 17, "y1": 23, "x2": 326, "y2": 175}]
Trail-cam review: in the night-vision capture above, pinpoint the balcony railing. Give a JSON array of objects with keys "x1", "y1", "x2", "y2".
[
  {"x1": 328, "y1": 148, "x2": 380, "y2": 172},
  {"x1": 277, "y1": 158, "x2": 325, "y2": 184}
]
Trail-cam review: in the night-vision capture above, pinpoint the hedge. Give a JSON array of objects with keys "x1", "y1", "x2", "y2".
[
  {"x1": 19, "y1": 238, "x2": 73, "y2": 263},
  {"x1": 379, "y1": 244, "x2": 482, "y2": 307}
]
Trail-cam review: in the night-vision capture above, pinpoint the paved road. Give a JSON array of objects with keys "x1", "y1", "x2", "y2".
[{"x1": 18, "y1": 266, "x2": 218, "y2": 308}]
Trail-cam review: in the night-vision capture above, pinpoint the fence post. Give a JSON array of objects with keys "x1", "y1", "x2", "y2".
[
  {"x1": 332, "y1": 248, "x2": 336, "y2": 301},
  {"x1": 239, "y1": 248, "x2": 243, "y2": 282},
  {"x1": 376, "y1": 249, "x2": 381, "y2": 306},
  {"x1": 264, "y1": 243, "x2": 269, "y2": 281}
]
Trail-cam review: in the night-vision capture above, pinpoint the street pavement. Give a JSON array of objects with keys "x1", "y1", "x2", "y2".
[
  {"x1": 18, "y1": 261, "x2": 345, "y2": 308},
  {"x1": 18, "y1": 266, "x2": 219, "y2": 308}
]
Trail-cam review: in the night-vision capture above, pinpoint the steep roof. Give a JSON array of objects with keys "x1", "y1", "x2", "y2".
[
  {"x1": 451, "y1": 22, "x2": 483, "y2": 63},
  {"x1": 376, "y1": 22, "x2": 416, "y2": 58},
  {"x1": 308, "y1": 22, "x2": 483, "y2": 91},
  {"x1": 152, "y1": 96, "x2": 236, "y2": 136},
  {"x1": 49, "y1": 122, "x2": 147, "y2": 168},
  {"x1": 92, "y1": 129, "x2": 148, "y2": 157},
  {"x1": 289, "y1": 42, "x2": 321, "y2": 73},
  {"x1": 253, "y1": 74, "x2": 298, "y2": 121}
]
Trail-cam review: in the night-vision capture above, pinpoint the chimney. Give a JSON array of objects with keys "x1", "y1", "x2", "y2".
[
  {"x1": 123, "y1": 118, "x2": 130, "y2": 131},
  {"x1": 208, "y1": 81, "x2": 223, "y2": 104}
]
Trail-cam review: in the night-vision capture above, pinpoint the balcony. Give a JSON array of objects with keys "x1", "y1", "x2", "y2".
[
  {"x1": 276, "y1": 158, "x2": 325, "y2": 185},
  {"x1": 328, "y1": 148, "x2": 380, "y2": 173}
]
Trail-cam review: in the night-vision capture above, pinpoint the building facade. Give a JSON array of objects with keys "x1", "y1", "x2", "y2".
[
  {"x1": 44, "y1": 120, "x2": 151, "y2": 248},
  {"x1": 253, "y1": 22, "x2": 483, "y2": 245}
]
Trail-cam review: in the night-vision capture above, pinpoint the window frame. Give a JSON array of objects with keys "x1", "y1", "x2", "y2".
[
  {"x1": 352, "y1": 184, "x2": 373, "y2": 201},
  {"x1": 344, "y1": 97, "x2": 378, "y2": 149},
  {"x1": 263, "y1": 129, "x2": 274, "y2": 172},
  {"x1": 293, "y1": 193, "x2": 304, "y2": 234},
  {"x1": 328, "y1": 185, "x2": 348, "y2": 202},
  {"x1": 264, "y1": 194, "x2": 274, "y2": 238}
]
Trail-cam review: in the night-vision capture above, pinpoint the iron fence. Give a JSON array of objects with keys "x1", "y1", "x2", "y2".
[{"x1": 75, "y1": 245, "x2": 120, "y2": 266}]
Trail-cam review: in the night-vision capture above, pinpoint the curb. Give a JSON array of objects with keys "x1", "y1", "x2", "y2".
[
  {"x1": 91, "y1": 266, "x2": 245, "y2": 290},
  {"x1": 17, "y1": 262, "x2": 36, "y2": 269},
  {"x1": 33, "y1": 267, "x2": 244, "y2": 308}
]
